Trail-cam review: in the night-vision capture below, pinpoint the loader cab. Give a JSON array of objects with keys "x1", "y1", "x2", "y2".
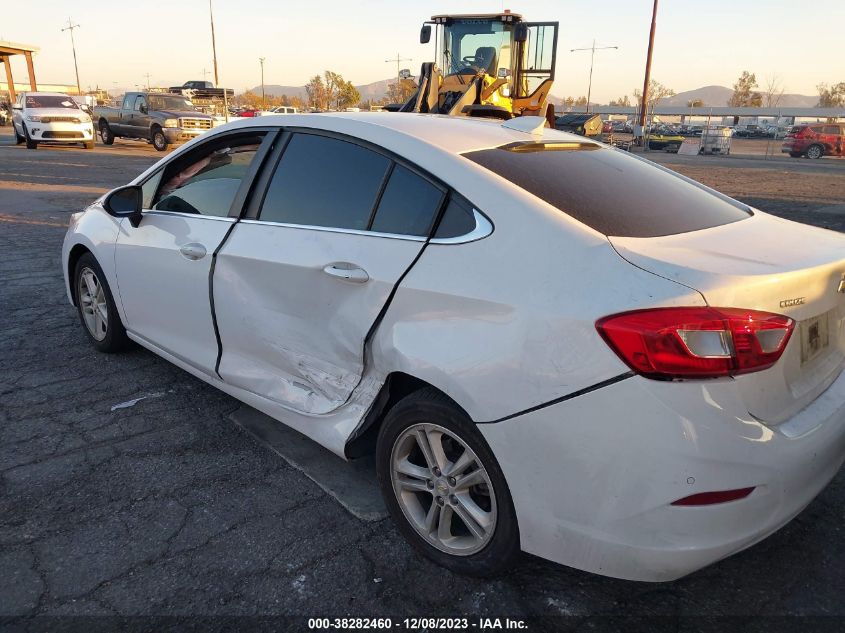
[{"x1": 420, "y1": 12, "x2": 558, "y2": 119}]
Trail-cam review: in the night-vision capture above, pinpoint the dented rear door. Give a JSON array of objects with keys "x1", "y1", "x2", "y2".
[{"x1": 213, "y1": 131, "x2": 444, "y2": 415}]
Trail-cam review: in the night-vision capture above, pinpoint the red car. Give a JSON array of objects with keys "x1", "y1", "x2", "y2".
[{"x1": 782, "y1": 122, "x2": 845, "y2": 159}]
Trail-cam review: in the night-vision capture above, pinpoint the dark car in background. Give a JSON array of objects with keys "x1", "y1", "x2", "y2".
[{"x1": 782, "y1": 123, "x2": 845, "y2": 159}]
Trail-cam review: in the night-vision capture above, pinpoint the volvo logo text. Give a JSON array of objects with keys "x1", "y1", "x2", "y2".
[{"x1": 779, "y1": 297, "x2": 805, "y2": 308}]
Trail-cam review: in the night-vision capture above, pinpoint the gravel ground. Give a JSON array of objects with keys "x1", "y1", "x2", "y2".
[{"x1": 1, "y1": 127, "x2": 844, "y2": 631}]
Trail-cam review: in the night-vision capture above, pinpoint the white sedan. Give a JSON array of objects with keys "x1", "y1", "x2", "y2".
[
  {"x1": 12, "y1": 91, "x2": 95, "y2": 149},
  {"x1": 61, "y1": 113, "x2": 845, "y2": 581}
]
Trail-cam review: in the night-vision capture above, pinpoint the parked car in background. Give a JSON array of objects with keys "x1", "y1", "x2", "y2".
[
  {"x1": 271, "y1": 106, "x2": 299, "y2": 114},
  {"x1": 168, "y1": 81, "x2": 234, "y2": 100},
  {"x1": 782, "y1": 123, "x2": 845, "y2": 159},
  {"x1": 94, "y1": 92, "x2": 214, "y2": 151},
  {"x1": 735, "y1": 124, "x2": 767, "y2": 138},
  {"x1": 11, "y1": 91, "x2": 95, "y2": 150},
  {"x1": 62, "y1": 113, "x2": 845, "y2": 582}
]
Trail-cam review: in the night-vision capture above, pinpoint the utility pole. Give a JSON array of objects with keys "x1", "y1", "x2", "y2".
[
  {"x1": 570, "y1": 39, "x2": 618, "y2": 113},
  {"x1": 61, "y1": 18, "x2": 82, "y2": 95},
  {"x1": 385, "y1": 53, "x2": 412, "y2": 100},
  {"x1": 143, "y1": 73, "x2": 152, "y2": 91},
  {"x1": 259, "y1": 57, "x2": 266, "y2": 110},
  {"x1": 208, "y1": 0, "x2": 228, "y2": 122},
  {"x1": 638, "y1": 0, "x2": 659, "y2": 131}
]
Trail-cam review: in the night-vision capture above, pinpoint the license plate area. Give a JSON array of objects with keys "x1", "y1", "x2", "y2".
[{"x1": 799, "y1": 313, "x2": 830, "y2": 366}]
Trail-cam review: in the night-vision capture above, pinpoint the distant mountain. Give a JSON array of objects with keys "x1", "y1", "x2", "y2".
[
  {"x1": 246, "y1": 77, "x2": 394, "y2": 102},
  {"x1": 249, "y1": 81, "x2": 820, "y2": 108},
  {"x1": 662, "y1": 85, "x2": 818, "y2": 108}
]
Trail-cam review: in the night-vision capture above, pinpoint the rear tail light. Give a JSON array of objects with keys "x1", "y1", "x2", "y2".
[{"x1": 595, "y1": 307, "x2": 794, "y2": 379}]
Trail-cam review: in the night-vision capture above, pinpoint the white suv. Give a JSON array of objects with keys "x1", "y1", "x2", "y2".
[{"x1": 11, "y1": 91, "x2": 95, "y2": 150}]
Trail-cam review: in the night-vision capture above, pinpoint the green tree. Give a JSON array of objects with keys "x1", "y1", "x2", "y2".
[
  {"x1": 609, "y1": 95, "x2": 631, "y2": 106},
  {"x1": 634, "y1": 80, "x2": 675, "y2": 112},
  {"x1": 817, "y1": 82, "x2": 845, "y2": 107},
  {"x1": 728, "y1": 71, "x2": 763, "y2": 107},
  {"x1": 305, "y1": 75, "x2": 327, "y2": 110}
]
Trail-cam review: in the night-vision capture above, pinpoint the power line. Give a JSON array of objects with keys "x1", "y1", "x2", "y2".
[{"x1": 570, "y1": 40, "x2": 618, "y2": 113}]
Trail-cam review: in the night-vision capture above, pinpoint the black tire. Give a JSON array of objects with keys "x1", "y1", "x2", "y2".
[
  {"x1": 24, "y1": 125, "x2": 37, "y2": 149},
  {"x1": 376, "y1": 387, "x2": 521, "y2": 576},
  {"x1": 99, "y1": 120, "x2": 115, "y2": 145},
  {"x1": 151, "y1": 126, "x2": 168, "y2": 152},
  {"x1": 14, "y1": 124, "x2": 24, "y2": 145},
  {"x1": 789, "y1": 151, "x2": 801, "y2": 158},
  {"x1": 73, "y1": 252, "x2": 131, "y2": 353},
  {"x1": 805, "y1": 144, "x2": 824, "y2": 159}
]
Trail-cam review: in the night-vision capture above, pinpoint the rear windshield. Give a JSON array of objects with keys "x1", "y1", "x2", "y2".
[{"x1": 463, "y1": 142, "x2": 751, "y2": 237}]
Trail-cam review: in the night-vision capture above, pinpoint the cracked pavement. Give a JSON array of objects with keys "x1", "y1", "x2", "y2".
[{"x1": 1, "y1": 129, "x2": 845, "y2": 623}]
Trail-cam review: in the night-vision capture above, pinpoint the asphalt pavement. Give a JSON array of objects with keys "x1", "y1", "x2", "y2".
[{"x1": 1, "y1": 127, "x2": 844, "y2": 630}]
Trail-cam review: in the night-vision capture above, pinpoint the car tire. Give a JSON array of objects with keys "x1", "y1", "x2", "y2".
[
  {"x1": 151, "y1": 126, "x2": 168, "y2": 152},
  {"x1": 99, "y1": 121, "x2": 115, "y2": 145},
  {"x1": 84, "y1": 141, "x2": 95, "y2": 150},
  {"x1": 805, "y1": 144, "x2": 823, "y2": 159},
  {"x1": 376, "y1": 387, "x2": 521, "y2": 577},
  {"x1": 73, "y1": 252, "x2": 131, "y2": 353},
  {"x1": 23, "y1": 125, "x2": 37, "y2": 149},
  {"x1": 789, "y1": 151, "x2": 801, "y2": 158},
  {"x1": 14, "y1": 124, "x2": 24, "y2": 145}
]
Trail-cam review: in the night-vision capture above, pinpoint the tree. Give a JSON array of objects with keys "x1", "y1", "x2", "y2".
[
  {"x1": 335, "y1": 80, "x2": 360, "y2": 110},
  {"x1": 634, "y1": 80, "x2": 675, "y2": 113},
  {"x1": 817, "y1": 82, "x2": 845, "y2": 107},
  {"x1": 609, "y1": 95, "x2": 631, "y2": 107},
  {"x1": 727, "y1": 71, "x2": 763, "y2": 107},
  {"x1": 687, "y1": 99, "x2": 704, "y2": 107},
  {"x1": 763, "y1": 74, "x2": 785, "y2": 108},
  {"x1": 305, "y1": 74, "x2": 327, "y2": 110}
]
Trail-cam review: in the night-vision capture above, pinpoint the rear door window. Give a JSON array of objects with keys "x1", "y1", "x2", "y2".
[
  {"x1": 463, "y1": 142, "x2": 751, "y2": 237},
  {"x1": 259, "y1": 133, "x2": 390, "y2": 230},
  {"x1": 370, "y1": 165, "x2": 444, "y2": 236}
]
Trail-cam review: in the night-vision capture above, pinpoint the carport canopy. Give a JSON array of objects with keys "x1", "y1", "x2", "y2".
[{"x1": 1, "y1": 41, "x2": 39, "y2": 103}]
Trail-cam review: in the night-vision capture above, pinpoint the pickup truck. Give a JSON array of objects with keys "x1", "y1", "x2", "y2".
[
  {"x1": 94, "y1": 92, "x2": 214, "y2": 151},
  {"x1": 168, "y1": 81, "x2": 234, "y2": 100}
]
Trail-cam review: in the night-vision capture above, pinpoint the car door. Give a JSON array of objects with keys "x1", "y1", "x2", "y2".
[
  {"x1": 114, "y1": 129, "x2": 274, "y2": 374},
  {"x1": 213, "y1": 131, "x2": 446, "y2": 414}
]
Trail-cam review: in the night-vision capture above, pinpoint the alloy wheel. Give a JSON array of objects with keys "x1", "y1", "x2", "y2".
[
  {"x1": 78, "y1": 267, "x2": 108, "y2": 341},
  {"x1": 390, "y1": 423, "x2": 497, "y2": 556}
]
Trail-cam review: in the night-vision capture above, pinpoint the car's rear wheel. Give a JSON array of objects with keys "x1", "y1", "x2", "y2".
[
  {"x1": 376, "y1": 388, "x2": 520, "y2": 576},
  {"x1": 74, "y1": 252, "x2": 131, "y2": 353},
  {"x1": 806, "y1": 144, "x2": 824, "y2": 159},
  {"x1": 151, "y1": 126, "x2": 168, "y2": 152},
  {"x1": 99, "y1": 121, "x2": 115, "y2": 145}
]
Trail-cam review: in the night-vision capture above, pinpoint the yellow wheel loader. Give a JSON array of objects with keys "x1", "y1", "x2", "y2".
[{"x1": 394, "y1": 12, "x2": 559, "y2": 126}]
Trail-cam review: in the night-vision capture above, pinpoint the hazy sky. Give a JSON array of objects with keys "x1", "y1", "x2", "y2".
[{"x1": 4, "y1": 0, "x2": 843, "y2": 100}]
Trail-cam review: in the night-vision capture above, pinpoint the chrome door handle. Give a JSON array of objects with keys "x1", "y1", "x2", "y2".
[
  {"x1": 322, "y1": 262, "x2": 369, "y2": 284},
  {"x1": 179, "y1": 242, "x2": 207, "y2": 260}
]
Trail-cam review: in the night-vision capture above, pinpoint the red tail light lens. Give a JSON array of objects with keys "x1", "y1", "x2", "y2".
[{"x1": 596, "y1": 307, "x2": 794, "y2": 379}]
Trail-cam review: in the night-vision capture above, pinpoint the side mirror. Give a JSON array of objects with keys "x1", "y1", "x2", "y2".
[
  {"x1": 139, "y1": 104, "x2": 148, "y2": 114},
  {"x1": 497, "y1": 68, "x2": 511, "y2": 79},
  {"x1": 420, "y1": 24, "x2": 432, "y2": 44},
  {"x1": 514, "y1": 23, "x2": 528, "y2": 43},
  {"x1": 103, "y1": 185, "x2": 143, "y2": 228}
]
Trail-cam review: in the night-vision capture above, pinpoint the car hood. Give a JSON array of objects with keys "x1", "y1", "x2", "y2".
[{"x1": 157, "y1": 109, "x2": 211, "y2": 118}]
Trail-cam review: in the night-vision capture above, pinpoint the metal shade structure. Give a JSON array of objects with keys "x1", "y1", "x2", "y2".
[{"x1": 0, "y1": 40, "x2": 39, "y2": 102}]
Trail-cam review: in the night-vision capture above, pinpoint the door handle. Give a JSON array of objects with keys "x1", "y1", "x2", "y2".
[
  {"x1": 322, "y1": 262, "x2": 369, "y2": 284},
  {"x1": 179, "y1": 242, "x2": 207, "y2": 260}
]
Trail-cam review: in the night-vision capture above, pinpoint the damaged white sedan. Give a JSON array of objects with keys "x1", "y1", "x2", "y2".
[{"x1": 63, "y1": 113, "x2": 845, "y2": 581}]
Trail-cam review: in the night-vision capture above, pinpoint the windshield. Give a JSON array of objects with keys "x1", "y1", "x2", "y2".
[
  {"x1": 148, "y1": 95, "x2": 195, "y2": 112},
  {"x1": 440, "y1": 19, "x2": 512, "y2": 77},
  {"x1": 25, "y1": 95, "x2": 78, "y2": 109}
]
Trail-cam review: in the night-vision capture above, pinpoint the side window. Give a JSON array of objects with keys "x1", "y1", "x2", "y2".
[
  {"x1": 370, "y1": 165, "x2": 443, "y2": 236},
  {"x1": 141, "y1": 171, "x2": 163, "y2": 209},
  {"x1": 259, "y1": 133, "x2": 390, "y2": 230},
  {"x1": 823, "y1": 125, "x2": 840, "y2": 135},
  {"x1": 433, "y1": 195, "x2": 478, "y2": 239},
  {"x1": 152, "y1": 135, "x2": 264, "y2": 216},
  {"x1": 122, "y1": 95, "x2": 132, "y2": 110},
  {"x1": 810, "y1": 126, "x2": 824, "y2": 134},
  {"x1": 133, "y1": 96, "x2": 146, "y2": 112}
]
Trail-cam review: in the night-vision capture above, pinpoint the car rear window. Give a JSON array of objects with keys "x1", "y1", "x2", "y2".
[{"x1": 462, "y1": 142, "x2": 752, "y2": 237}]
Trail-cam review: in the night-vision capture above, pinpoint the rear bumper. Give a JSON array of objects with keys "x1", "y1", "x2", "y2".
[{"x1": 480, "y1": 369, "x2": 845, "y2": 581}]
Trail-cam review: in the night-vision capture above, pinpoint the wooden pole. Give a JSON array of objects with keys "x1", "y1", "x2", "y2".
[
  {"x1": 3, "y1": 56, "x2": 15, "y2": 102},
  {"x1": 24, "y1": 51, "x2": 37, "y2": 90},
  {"x1": 638, "y1": 0, "x2": 658, "y2": 130}
]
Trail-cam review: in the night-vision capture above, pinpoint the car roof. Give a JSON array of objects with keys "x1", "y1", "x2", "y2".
[{"x1": 218, "y1": 112, "x2": 591, "y2": 156}]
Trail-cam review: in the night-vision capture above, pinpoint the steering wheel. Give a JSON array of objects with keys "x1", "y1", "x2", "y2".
[{"x1": 460, "y1": 55, "x2": 482, "y2": 69}]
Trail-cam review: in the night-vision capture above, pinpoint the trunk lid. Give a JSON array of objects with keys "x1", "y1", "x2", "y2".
[{"x1": 610, "y1": 211, "x2": 845, "y2": 424}]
